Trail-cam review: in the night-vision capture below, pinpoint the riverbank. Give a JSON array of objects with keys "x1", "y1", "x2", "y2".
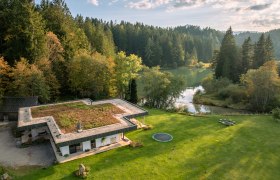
[{"x1": 193, "y1": 92, "x2": 249, "y2": 111}]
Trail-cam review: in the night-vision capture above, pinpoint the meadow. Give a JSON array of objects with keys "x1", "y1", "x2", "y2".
[{"x1": 17, "y1": 108, "x2": 280, "y2": 180}]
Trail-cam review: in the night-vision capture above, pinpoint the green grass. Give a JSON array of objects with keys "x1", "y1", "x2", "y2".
[{"x1": 15, "y1": 109, "x2": 280, "y2": 179}]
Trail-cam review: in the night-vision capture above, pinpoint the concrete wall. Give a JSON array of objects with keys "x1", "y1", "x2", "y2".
[
  {"x1": 82, "y1": 141, "x2": 91, "y2": 151},
  {"x1": 95, "y1": 133, "x2": 121, "y2": 148},
  {"x1": 60, "y1": 146, "x2": 70, "y2": 156},
  {"x1": 31, "y1": 127, "x2": 48, "y2": 140},
  {"x1": 0, "y1": 113, "x2": 18, "y2": 121}
]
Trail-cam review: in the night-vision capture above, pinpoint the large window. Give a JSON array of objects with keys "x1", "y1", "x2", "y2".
[
  {"x1": 91, "y1": 140, "x2": 96, "y2": 149},
  {"x1": 69, "y1": 143, "x2": 82, "y2": 154}
]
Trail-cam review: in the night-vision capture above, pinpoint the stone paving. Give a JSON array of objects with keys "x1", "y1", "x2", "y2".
[{"x1": 0, "y1": 128, "x2": 54, "y2": 167}]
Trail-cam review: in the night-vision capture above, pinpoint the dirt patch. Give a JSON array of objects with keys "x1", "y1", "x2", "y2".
[{"x1": 32, "y1": 102, "x2": 124, "y2": 133}]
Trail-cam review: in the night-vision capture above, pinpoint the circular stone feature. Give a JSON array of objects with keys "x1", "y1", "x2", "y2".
[{"x1": 152, "y1": 133, "x2": 173, "y2": 142}]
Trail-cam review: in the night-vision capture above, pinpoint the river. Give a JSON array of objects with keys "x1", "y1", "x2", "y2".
[
  {"x1": 174, "y1": 86, "x2": 249, "y2": 114},
  {"x1": 166, "y1": 67, "x2": 249, "y2": 114}
]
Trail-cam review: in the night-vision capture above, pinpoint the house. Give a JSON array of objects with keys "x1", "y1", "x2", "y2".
[
  {"x1": 17, "y1": 98, "x2": 147, "y2": 163},
  {"x1": 0, "y1": 96, "x2": 38, "y2": 121}
]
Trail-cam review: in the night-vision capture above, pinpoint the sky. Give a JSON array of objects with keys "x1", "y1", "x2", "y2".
[{"x1": 36, "y1": 0, "x2": 280, "y2": 32}]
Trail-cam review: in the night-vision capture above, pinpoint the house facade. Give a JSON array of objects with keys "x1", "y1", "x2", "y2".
[
  {"x1": 0, "y1": 96, "x2": 38, "y2": 121},
  {"x1": 17, "y1": 99, "x2": 147, "y2": 162}
]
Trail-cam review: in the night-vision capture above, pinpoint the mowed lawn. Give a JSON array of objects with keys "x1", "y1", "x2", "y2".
[{"x1": 19, "y1": 109, "x2": 280, "y2": 180}]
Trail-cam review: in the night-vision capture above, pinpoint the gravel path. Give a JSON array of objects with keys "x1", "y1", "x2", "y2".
[{"x1": 0, "y1": 128, "x2": 55, "y2": 168}]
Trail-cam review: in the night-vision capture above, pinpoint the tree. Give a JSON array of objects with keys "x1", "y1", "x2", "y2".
[
  {"x1": 215, "y1": 27, "x2": 240, "y2": 82},
  {"x1": 68, "y1": 52, "x2": 116, "y2": 99},
  {"x1": 129, "y1": 79, "x2": 138, "y2": 104},
  {"x1": 265, "y1": 35, "x2": 274, "y2": 62},
  {"x1": 0, "y1": 0, "x2": 47, "y2": 64},
  {"x1": 38, "y1": 0, "x2": 90, "y2": 60},
  {"x1": 0, "y1": 57, "x2": 11, "y2": 100},
  {"x1": 9, "y1": 58, "x2": 50, "y2": 102},
  {"x1": 114, "y1": 51, "x2": 142, "y2": 98},
  {"x1": 46, "y1": 31, "x2": 64, "y2": 63},
  {"x1": 241, "y1": 37, "x2": 253, "y2": 74},
  {"x1": 35, "y1": 58, "x2": 60, "y2": 101},
  {"x1": 140, "y1": 66, "x2": 185, "y2": 108},
  {"x1": 188, "y1": 47, "x2": 198, "y2": 66},
  {"x1": 241, "y1": 61, "x2": 280, "y2": 112},
  {"x1": 272, "y1": 107, "x2": 280, "y2": 122}
]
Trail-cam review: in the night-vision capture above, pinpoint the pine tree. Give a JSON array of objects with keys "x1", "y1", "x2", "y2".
[
  {"x1": 253, "y1": 34, "x2": 266, "y2": 68},
  {"x1": 129, "y1": 79, "x2": 138, "y2": 104},
  {"x1": 265, "y1": 35, "x2": 274, "y2": 62},
  {"x1": 215, "y1": 27, "x2": 240, "y2": 82},
  {"x1": 241, "y1": 37, "x2": 253, "y2": 74},
  {"x1": 0, "y1": 0, "x2": 47, "y2": 64}
]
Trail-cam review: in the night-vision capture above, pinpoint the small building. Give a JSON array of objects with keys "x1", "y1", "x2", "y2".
[
  {"x1": 17, "y1": 98, "x2": 147, "y2": 163},
  {"x1": 0, "y1": 96, "x2": 38, "y2": 121}
]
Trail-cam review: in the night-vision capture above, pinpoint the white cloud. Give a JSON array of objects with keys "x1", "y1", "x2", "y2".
[
  {"x1": 128, "y1": 0, "x2": 171, "y2": 10},
  {"x1": 88, "y1": 0, "x2": 99, "y2": 6},
  {"x1": 124, "y1": 0, "x2": 280, "y2": 31}
]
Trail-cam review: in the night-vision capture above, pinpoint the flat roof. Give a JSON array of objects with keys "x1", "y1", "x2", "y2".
[{"x1": 18, "y1": 99, "x2": 147, "y2": 147}]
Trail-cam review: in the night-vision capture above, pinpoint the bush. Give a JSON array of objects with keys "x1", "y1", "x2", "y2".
[
  {"x1": 218, "y1": 84, "x2": 247, "y2": 103},
  {"x1": 129, "y1": 141, "x2": 143, "y2": 148},
  {"x1": 11, "y1": 126, "x2": 22, "y2": 138},
  {"x1": 0, "y1": 166, "x2": 5, "y2": 175},
  {"x1": 142, "y1": 125, "x2": 153, "y2": 130},
  {"x1": 202, "y1": 76, "x2": 231, "y2": 93},
  {"x1": 272, "y1": 108, "x2": 280, "y2": 122},
  {"x1": 74, "y1": 164, "x2": 90, "y2": 179}
]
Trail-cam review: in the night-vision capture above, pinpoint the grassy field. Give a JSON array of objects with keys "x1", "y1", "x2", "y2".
[{"x1": 15, "y1": 108, "x2": 280, "y2": 180}]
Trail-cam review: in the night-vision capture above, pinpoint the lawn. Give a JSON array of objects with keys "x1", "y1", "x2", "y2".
[
  {"x1": 32, "y1": 102, "x2": 124, "y2": 133},
  {"x1": 18, "y1": 109, "x2": 280, "y2": 179}
]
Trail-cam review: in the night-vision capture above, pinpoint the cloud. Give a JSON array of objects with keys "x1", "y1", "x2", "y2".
[
  {"x1": 253, "y1": 18, "x2": 280, "y2": 26},
  {"x1": 127, "y1": 0, "x2": 171, "y2": 10},
  {"x1": 88, "y1": 0, "x2": 99, "y2": 6},
  {"x1": 173, "y1": 0, "x2": 206, "y2": 8},
  {"x1": 109, "y1": 0, "x2": 119, "y2": 6},
  {"x1": 124, "y1": 0, "x2": 280, "y2": 31},
  {"x1": 249, "y1": 3, "x2": 271, "y2": 10}
]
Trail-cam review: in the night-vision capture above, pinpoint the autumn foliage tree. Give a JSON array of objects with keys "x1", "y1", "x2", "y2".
[
  {"x1": 9, "y1": 59, "x2": 50, "y2": 102},
  {"x1": 241, "y1": 61, "x2": 280, "y2": 112},
  {"x1": 68, "y1": 52, "x2": 116, "y2": 99},
  {"x1": 0, "y1": 57, "x2": 11, "y2": 100}
]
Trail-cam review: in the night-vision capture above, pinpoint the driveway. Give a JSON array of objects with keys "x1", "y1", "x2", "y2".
[{"x1": 0, "y1": 128, "x2": 55, "y2": 167}]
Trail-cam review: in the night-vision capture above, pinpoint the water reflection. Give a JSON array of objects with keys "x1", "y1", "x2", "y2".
[{"x1": 175, "y1": 86, "x2": 249, "y2": 114}]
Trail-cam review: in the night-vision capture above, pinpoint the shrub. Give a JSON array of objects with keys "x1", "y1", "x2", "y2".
[
  {"x1": 272, "y1": 108, "x2": 280, "y2": 122},
  {"x1": 142, "y1": 125, "x2": 153, "y2": 130},
  {"x1": 0, "y1": 166, "x2": 5, "y2": 175},
  {"x1": 74, "y1": 164, "x2": 90, "y2": 179},
  {"x1": 129, "y1": 141, "x2": 143, "y2": 148},
  {"x1": 11, "y1": 126, "x2": 22, "y2": 138},
  {"x1": 218, "y1": 84, "x2": 247, "y2": 103},
  {"x1": 202, "y1": 76, "x2": 231, "y2": 93}
]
